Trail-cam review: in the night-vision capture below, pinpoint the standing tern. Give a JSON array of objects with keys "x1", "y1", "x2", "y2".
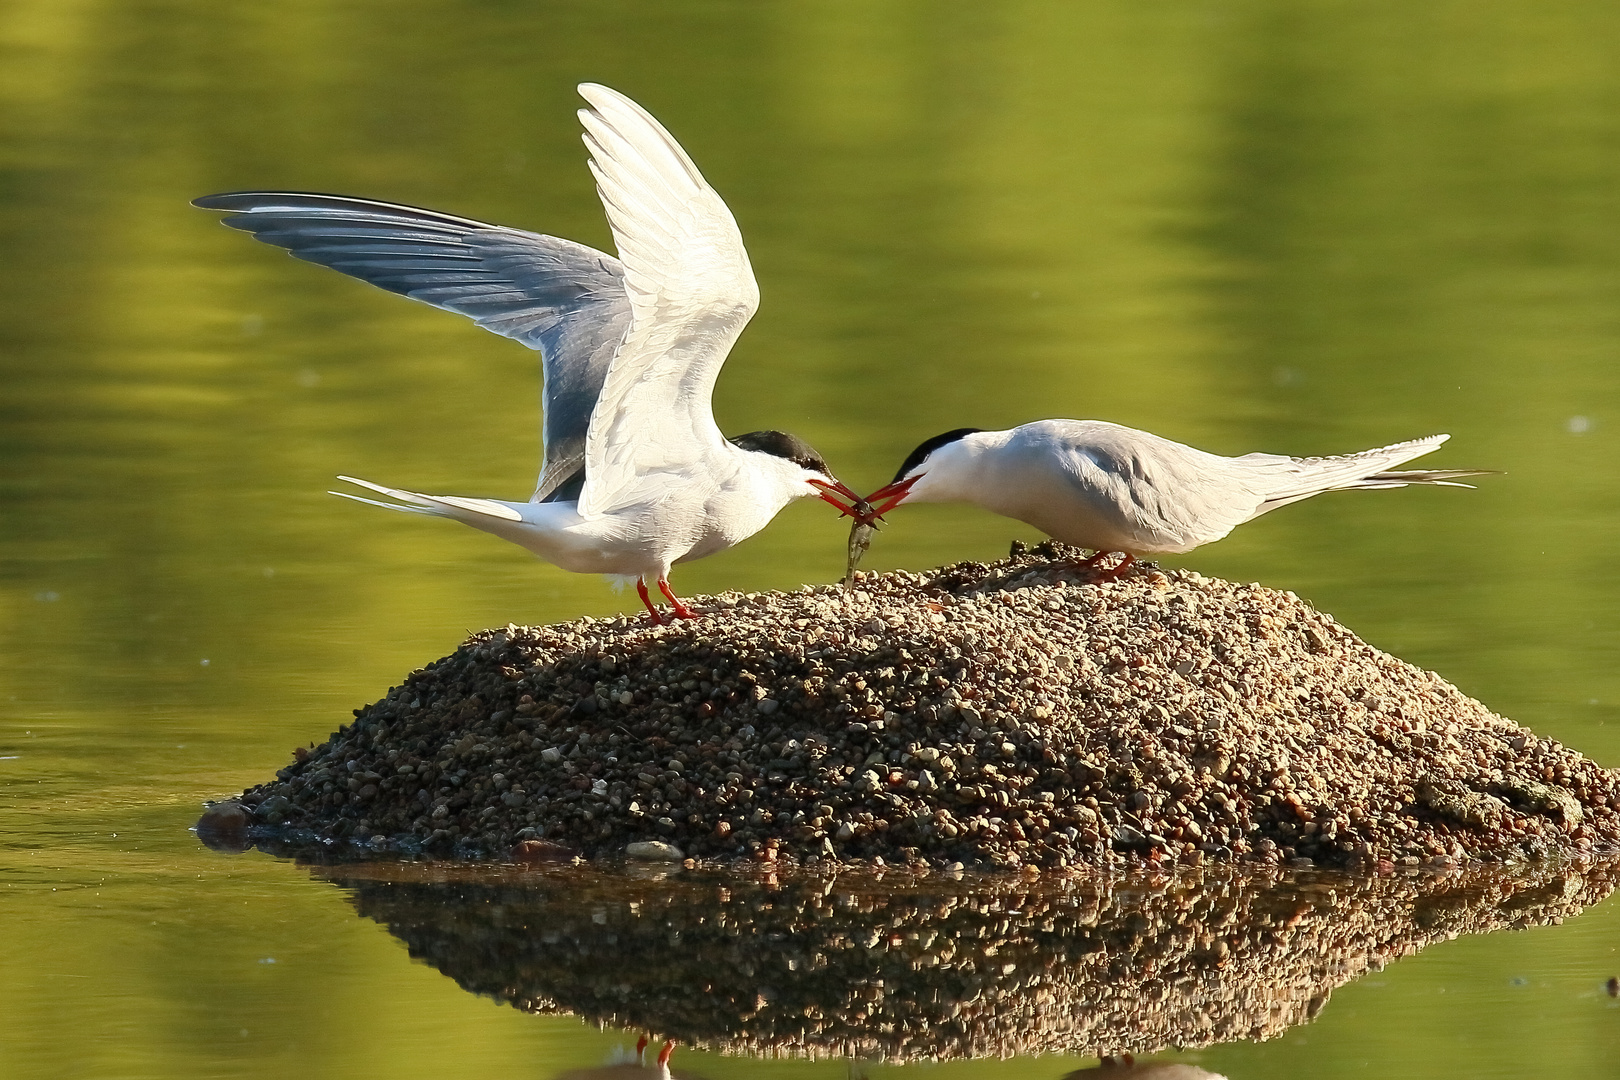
[
  {"x1": 195, "y1": 83, "x2": 861, "y2": 624},
  {"x1": 856, "y1": 421, "x2": 1490, "y2": 575}
]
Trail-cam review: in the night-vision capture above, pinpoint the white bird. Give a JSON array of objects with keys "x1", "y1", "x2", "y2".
[
  {"x1": 194, "y1": 83, "x2": 861, "y2": 623},
  {"x1": 858, "y1": 420, "x2": 1489, "y2": 575}
]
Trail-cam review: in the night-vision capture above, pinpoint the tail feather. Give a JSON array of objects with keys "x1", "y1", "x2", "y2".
[
  {"x1": 330, "y1": 475, "x2": 524, "y2": 523},
  {"x1": 334, "y1": 474, "x2": 438, "y2": 506},
  {"x1": 1364, "y1": 467, "x2": 1497, "y2": 484},
  {"x1": 1250, "y1": 435, "x2": 1493, "y2": 516},
  {"x1": 329, "y1": 489, "x2": 441, "y2": 516}
]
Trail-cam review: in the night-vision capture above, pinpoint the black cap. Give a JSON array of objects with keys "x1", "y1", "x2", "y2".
[
  {"x1": 891, "y1": 428, "x2": 982, "y2": 483},
  {"x1": 730, "y1": 430, "x2": 832, "y2": 477}
]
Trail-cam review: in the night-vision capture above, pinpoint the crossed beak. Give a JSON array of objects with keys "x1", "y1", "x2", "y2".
[
  {"x1": 808, "y1": 477, "x2": 866, "y2": 518},
  {"x1": 811, "y1": 474, "x2": 919, "y2": 525},
  {"x1": 854, "y1": 475, "x2": 921, "y2": 524},
  {"x1": 829, "y1": 472, "x2": 920, "y2": 527}
]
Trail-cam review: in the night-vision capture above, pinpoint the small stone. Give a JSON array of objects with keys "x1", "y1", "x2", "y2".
[
  {"x1": 1112, "y1": 824, "x2": 1146, "y2": 848},
  {"x1": 1500, "y1": 778, "x2": 1584, "y2": 824},
  {"x1": 195, "y1": 801, "x2": 251, "y2": 852},
  {"x1": 625, "y1": 840, "x2": 685, "y2": 861}
]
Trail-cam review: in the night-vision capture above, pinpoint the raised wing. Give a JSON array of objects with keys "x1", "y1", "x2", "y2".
[
  {"x1": 191, "y1": 192, "x2": 631, "y2": 502},
  {"x1": 573, "y1": 83, "x2": 761, "y2": 518}
]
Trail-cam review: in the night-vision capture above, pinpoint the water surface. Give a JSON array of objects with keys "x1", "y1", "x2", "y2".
[{"x1": 5, "y1": 2, "x2": 1620, "y2": 1077}]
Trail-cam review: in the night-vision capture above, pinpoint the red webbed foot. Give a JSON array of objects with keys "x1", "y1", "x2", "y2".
[{"x1": 657, "y1": 578, "x2": 698, "y2": 620}]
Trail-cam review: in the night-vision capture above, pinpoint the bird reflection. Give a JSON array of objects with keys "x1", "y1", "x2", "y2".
[
  {"x1": 1065, "y1": 1057, "x2": 1227, "y2": 1079},
  {"x1": 557, "y1": 1037, "x2": 692, "y2": 1080}
]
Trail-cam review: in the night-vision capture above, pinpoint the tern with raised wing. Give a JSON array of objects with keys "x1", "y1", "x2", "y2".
[
  {"x1": 856, "y1": 421, "x2": 1489, "y2": 575},
  {"x1": 195, "y1": 83, "x2": 861, "y2": 623}
]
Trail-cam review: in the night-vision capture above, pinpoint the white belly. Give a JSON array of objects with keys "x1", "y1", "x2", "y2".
[{"x1": 462, "y1": 479, "x2": 782, "y2": 578}]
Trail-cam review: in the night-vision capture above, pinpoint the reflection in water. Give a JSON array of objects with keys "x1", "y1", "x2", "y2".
[
  {"x1": 312, "y1": 860, "x2": 1617, "y2": 1062},
  {"x1": 558, "y1": 1037, "x2": 686, "y2": 1080},
  {"x1": 1066, "y1": 1062, "x2": 1227, "y2": 1080}
]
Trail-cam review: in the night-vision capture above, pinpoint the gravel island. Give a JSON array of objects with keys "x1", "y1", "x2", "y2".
[{"x1": 216, "y1": 543, "x2": 1620, "y2": 870}]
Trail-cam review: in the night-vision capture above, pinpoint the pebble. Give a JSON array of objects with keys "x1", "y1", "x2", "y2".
[
  {"x1": 224, "y1": 541, "x2": 1620, "y2": 870},
  {"x1": 625, "y1": 840, "x2": 685, "y2": 861},
  {"x1": 194, "y1": 800, "x2": 251, "y2": 852}
]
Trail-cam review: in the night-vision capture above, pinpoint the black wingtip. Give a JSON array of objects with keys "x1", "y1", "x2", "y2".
[
  {"x1": 192, "y1": 191, "x2": 340, "y2": 212},
  {"x1": 188, "y1": 192, "x2": 506, "y2": 233}
]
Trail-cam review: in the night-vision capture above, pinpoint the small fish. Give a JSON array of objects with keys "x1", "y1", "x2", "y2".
[{"x1": 844, "y1": 499, "x2": 876, "y2": 592}]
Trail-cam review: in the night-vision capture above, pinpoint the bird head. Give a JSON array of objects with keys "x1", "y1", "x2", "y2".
[
  {"x1": 729, "y1": 430, "x2": 862, "y2": 516},
  {"x1": 855, "y1": 427, "x2": 984, "y2": 524}
]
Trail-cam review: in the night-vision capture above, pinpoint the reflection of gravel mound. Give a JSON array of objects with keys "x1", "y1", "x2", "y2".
[
  {"x1": 319, "y1": 860, "x2": 1619, "y2": 1061},
  {"x1": 235, "y1": 543, "x2": 1620, "y2": 868}
]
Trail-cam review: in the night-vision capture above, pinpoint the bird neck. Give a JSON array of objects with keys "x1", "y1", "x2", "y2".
[{"x1": 730, "y1": 443, "x2": 814, "y2": 512}]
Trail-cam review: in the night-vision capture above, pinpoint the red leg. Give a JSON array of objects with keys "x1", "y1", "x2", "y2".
[
  {"x1": 1074, "y1": 551, "x2": 1135, "y2": 580},
  {"x1": 635, "y1": 579, "x2": 665, "y2": 625},
  {"x1": 657, "y1": 578, "x2": 696, "y2": 620},
  {"x1": 1095, "y1": 553, "x2": 1136, "y2": 580},
  {"x1": 635, "y1": 1035, "x2": 649, "y2": 1062},
  {"x1": 656, "y1": 1041, "x2": 675, "y2": 1069}
]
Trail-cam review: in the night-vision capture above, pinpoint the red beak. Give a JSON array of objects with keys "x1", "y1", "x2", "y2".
[
  {"x1": 808, "y1": 477, "x2": 865, "y2": 518},
  {"x1": 858, "y1": 475, "x2": 921, "y2": 522}
]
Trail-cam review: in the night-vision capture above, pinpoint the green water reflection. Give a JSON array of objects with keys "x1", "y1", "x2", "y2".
[{"x1": 4, "y1": 1, "x2": 1620, "y2": 1077}]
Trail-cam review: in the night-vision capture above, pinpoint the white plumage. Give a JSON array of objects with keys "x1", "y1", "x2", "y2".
[
  {"x1": 861, "y1": 420, "x2": 1488, "y2": 573},
  {"x1": 196, "y1": 84, "x2": 860, "y2": 623}
]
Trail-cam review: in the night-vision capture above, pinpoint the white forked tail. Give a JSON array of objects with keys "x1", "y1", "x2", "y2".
[
  {"x1": 1251, "y1": 434, "x2": 1494, "y2": 516},
  {"x1": 330, "y1": 476, "x2": 524, "y2": 523}
]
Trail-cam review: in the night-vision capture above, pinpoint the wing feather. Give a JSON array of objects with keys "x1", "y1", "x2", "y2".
[
  {"x1": 572, "y1": 84, "x2": 760, "y2": 518},
  {"x1": 192, "y1": 191, "x2": 632, "y2": 501}
]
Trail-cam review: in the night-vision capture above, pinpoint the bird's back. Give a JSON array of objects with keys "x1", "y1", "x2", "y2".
[
  {"x1": 982, "y1": 421, "x2": 1461, "y2": 555},
  {"x1": 984, "y1": 420, "x2": 1270, "y2": 554}
]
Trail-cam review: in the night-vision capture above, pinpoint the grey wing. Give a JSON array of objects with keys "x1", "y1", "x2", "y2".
[
  {"x1": 1048, "y1": 422, "x2": 1270, "y2": 552},
  {"x1": 192, "y1": 191, "x2": 631, "y2": 501}
]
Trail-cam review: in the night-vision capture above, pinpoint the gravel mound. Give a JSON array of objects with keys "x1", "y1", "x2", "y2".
[
  {"x1": 223, "y1": 542, "x2": 1620, "y2": 869},
  {"x1": 313, "y1": 859, "x2": 1619, "y2": 1061}
]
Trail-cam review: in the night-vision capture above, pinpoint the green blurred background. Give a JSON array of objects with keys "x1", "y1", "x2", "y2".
[{"x1": 3, "y1": 1, "x2": 1619, "y2": 1077}]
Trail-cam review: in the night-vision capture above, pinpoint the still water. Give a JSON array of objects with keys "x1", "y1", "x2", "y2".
[{"x1": 4, "y1": 1, "x2": 1620, "y2": 1076}]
